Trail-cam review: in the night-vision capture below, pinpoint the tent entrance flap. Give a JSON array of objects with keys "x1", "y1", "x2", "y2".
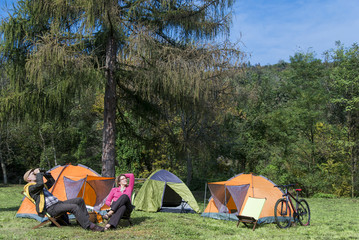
[
  {"x1": 63, "y1": 176, "x2": 86, "y2": 200},
  {"x1": 208, "y1": 184, "x2": 231, "y2": 213},
  {"x1": 86, "y1": 176, "x2": 116, "y2": 210},
  {"x1": 208, "y1": 184, "x2": 250, "y2": 214},
  {"x1": 226, "y1": 184, "x2": 250, "y2": 213},
  {"x1": 162, "y1": 184, "x2": 182, "y2": 207}
]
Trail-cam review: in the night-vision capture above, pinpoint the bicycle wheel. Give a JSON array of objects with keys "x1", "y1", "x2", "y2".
[
  {"x1": 297, "y1": 199, "x2": 310, "y2": 226},
  {"x1": 274, "y1": 198, "x2": 292, "y2": 229}
]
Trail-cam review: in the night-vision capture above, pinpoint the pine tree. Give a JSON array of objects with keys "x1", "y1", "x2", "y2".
[{"x1": 0, "y1": 0, "x2": 239, "y2": 177}]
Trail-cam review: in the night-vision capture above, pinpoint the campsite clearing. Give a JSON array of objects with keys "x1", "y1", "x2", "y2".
[{"x1": 1, "y1": 184, "x2": 359, "y2": 239}]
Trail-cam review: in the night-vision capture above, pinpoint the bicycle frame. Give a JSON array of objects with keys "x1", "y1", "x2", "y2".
[
  {"x1": 281, "y1": 187, "x2": 302, "y2": 220},
  {"x1": 274, "y1": 184, "x2": 310, "y2": 228}
]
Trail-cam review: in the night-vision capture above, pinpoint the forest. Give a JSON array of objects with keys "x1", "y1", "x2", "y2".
[{"x1": 0, "y1": 0, "x2": 358, "y2": 198}]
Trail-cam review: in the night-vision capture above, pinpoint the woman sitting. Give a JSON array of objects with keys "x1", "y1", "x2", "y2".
[{"x1": 103, "y1": 173, "x2": 134, "y2": 230}]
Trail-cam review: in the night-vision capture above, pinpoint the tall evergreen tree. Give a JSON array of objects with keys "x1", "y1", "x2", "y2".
[{"x1": 0, "y1": 0, "x2": 238, "y2": 177}]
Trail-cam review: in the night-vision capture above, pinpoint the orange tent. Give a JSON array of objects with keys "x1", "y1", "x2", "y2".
[
  {"x1": 202, "y1": 173, "x2": 284, "y2": 224},
  {"x1": 16, "y1": 164, "x2": 115, "y2": 222}
]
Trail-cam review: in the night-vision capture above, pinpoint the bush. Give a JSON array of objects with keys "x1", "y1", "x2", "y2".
[{"x1": 312, "y1": 192, "x2": 338, "y2": 198}]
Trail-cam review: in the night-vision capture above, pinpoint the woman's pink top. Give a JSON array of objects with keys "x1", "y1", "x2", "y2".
[{"x1": 105, "y1": 173, "x2": 134, "y2": 207}]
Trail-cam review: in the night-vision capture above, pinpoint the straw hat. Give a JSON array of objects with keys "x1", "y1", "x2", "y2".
[{"x1": 23, "y1": 169, "x2": 34, "y2": 182}]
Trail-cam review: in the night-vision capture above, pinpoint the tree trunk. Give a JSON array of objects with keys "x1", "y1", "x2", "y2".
[
  {"x1": 349, "y1": 113, "x2": 359, "y2": 198},
  {"x1": 0, "y1": 157, "x2": 7, "y2": 184},
  {"x1": 352, "y1": 155, "x2": 357, "y2": 198},
  {"x1": 352, "y1": 137, "x2": 359, "y2": 198},
  {"x1": 102, "y1": 34, "x2": 118, "y2": 177},
  {"x1": 52, "y1": 137, "x2": 57, "y2": 166},
  {"x1": 0, "y1": 134, "x2": 7, "y2": 184},
  {"x1": 39, "y1": 129, "x2": 51, "y2": 168},
  {"x1": 186, "y1": 149, "x2": 193, "y2": 186}
]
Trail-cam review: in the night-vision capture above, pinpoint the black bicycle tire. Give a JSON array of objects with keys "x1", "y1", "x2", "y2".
[
  {"x1": 274, "y1": 198, "x2": 292, "y2": 229},
  {"x1": 297, "y1": 199, "x2": 310, "y2": 226}
]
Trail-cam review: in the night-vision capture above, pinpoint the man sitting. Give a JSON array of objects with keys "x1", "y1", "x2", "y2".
[{"x1": 23, "y1": 168, "x2": 104, "y2": 232}]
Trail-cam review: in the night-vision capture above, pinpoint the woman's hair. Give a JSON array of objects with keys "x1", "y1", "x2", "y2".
[{"x1": 116, "y1": 174, "x2": 128, "y2": 187}]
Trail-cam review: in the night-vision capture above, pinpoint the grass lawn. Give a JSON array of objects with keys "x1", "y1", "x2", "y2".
[{"x1": 1, "y1": 184, "x2": 359, "y2": 239}]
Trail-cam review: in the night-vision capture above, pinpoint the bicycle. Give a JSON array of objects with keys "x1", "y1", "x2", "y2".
[{"x1": 273, "y1": 184, "x2": 310, "y2": 229}]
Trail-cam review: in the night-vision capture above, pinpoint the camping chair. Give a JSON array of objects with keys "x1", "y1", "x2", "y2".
[
  {"x1": 104, "y1": 191, "x2": 136, "y2": 226},
  {"x1": 236, "y1": 197, "x2": 266, "y2": 231},
  {"x1": 119, "y1": 190, "x2": 136, "y2": 226},
  {"x1": 22, "y1": 191, "x2": 68, "y2": 229},
  {"x1": 123, "y1": 190, "x2": 136, "y2": 225},
  {"x1": 121, "y1": 207, "x2": 133, "y2": 226}
]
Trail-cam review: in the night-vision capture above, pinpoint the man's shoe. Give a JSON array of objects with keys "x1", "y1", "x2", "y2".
[{"x1": 89, "y1": 223, "x2": 104, "y2": 232}]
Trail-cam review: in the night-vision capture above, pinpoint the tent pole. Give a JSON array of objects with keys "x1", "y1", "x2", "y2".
[
  {"x1": 251, "y1": 174, "x2": 254, "y2": 197},
  {"x1": 203, "y1": 182, "x2": 207, "y2": 220},
  {"x1": 82, "y1": 175, "x2": 88, "y2": 200},
  {"x1": 50, "y1": 164, "x2": 69, "y2": 193},
  {"x1": 224, "y1": 184, "x2": 228, "y2": 220},
  {"x1": 203, "y1": 182, "x2": 207, "y2": 212}
]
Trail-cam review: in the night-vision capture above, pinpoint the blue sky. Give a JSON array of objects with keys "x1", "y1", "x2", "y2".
[
  {"x1": 1, "y1": 0, "x2": 359, "y2": 66},
  {"x1": 232, "y1": 0, "x2": 359, "y2": 65}
]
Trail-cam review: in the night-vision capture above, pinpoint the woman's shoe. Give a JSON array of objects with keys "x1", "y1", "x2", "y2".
[
  {"x1": 103, "y1": 210, "x2": 114, "y2": 221},
  {"x1": 104, "y1": 224, "x2": 113, "y2": 231}
]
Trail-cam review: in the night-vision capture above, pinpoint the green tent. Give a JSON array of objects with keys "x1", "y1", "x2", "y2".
[{"x1": 134, "y1": 169, "x2": 200, "y2": 213}]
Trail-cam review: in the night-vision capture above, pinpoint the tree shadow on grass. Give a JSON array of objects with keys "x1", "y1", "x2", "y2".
[
  {"x1": 0, "y1": 207, "x2": 19, "y2": 212},
  {"x1": 117, "y1": 216, "x2": 150, "y2": 227}
]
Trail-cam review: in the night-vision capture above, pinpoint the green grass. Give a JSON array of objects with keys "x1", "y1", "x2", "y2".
[{"x1": 1, "y1": 184, "x2": 359, "y2": 239}]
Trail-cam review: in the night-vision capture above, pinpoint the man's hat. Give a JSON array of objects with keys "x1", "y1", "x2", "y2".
[{"x1": 23, "y1": 169, "x2": 34, "y2": 182}]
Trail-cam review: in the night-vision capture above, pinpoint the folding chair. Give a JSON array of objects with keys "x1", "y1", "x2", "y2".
[
  {"x1": 104, "y1": 191, "x2": 136, "y2": 226},
  {"x1": 22, "y1": 191, "x2": 67, "y2": 229},
  {"x1": 121, "y1": 207, "x2": 133, "y2": 226},
  {"x1": 236, "y1": 197, "x2": 266, "y2": 231},
  {"x1": 121, "y1": 190, "x2": 135, "y2": 226}
]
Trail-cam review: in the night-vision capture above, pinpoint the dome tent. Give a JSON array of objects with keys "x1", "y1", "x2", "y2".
[
  {"x1": 202, "y1": 173, "x2": 284, "y2": 224},
  {"x1": 16, "y1": 164, "x2": 115, "y2": 222},
  {"x1": 134, "y1": 169, "x2": 200, "y2": 213}
]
